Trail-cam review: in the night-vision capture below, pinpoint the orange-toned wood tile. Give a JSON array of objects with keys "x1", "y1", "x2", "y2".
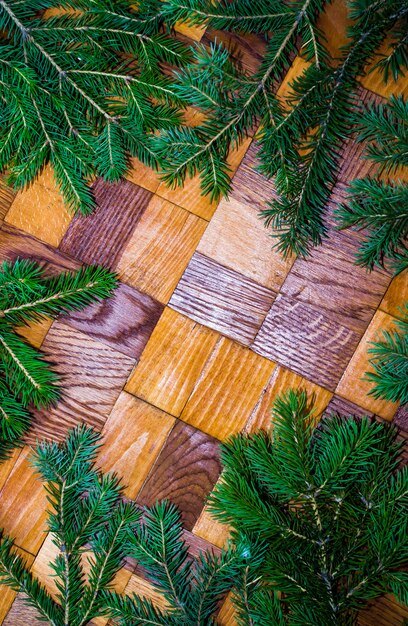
[
  {"x1": 125, "y1": 157, "x2": 161, "y2": 193},
  {"x1": 156, "y1": 137, "x2": 252, "y2": 220},
  {"x1": 0, "y1": 547, "x2": 34, "y2": 623},
  {"x1": 0, "y1": 175, "x2": 15, "y2": 221},
  {"x1": 0, "y1": 447, "x2": 22, "y2": 492},
  {"x1": 0, "y1": 447, "x2": 48, "y2": 555},
  {"x1": 380, "y1": 270, "x2": 408, "y2": 321},
  {"x1": 218, "y1": 592, "x2": 237, "y2": 626},
  {"x1": 117, "y1": 195, "x2": 207, "y2": 303},
  {"x1": 175, "y1": 20, "x2": 205, "y2": 42},
  {"x1": 245, "y1": 366, "x2": 332, "y2": 433},
  {"x1": 98, "y1": 391, "x2": 175, "y2": 499},
  {"x1": 193, "y1": 504, "x2": 231, "y2": 549},
  {"x1": 336, "y1": 310, "x2": 400, "y2": 420},
  {"x1": 15, "y1": 318, "x2": 53, "y2": 349},
  {"x1": 5, "y1": 167, "x2": 72, "y2": 247},
  {"x1": 181, "y1": 337, "x2": 276, "y2": 440},
  {"x1": 124, "y1": 573, "x2": 170, "y2": 611},
  {"x1": 361, "y1": 39, "x2": 408, "y2": 98},
  {"x1": 359, "y1": 594, "x2": 408, "y2": 625},
  {"x1": 125, "y1": 307, "x2": 219, "y2": 416},
  {"x1": 317, "y1": 0, "x2": 351, "y2": 57},
  {"x1": 197, "y1": 195, "x2": 293, "y2": 291},
  {"x1": 276, "y1": 55, "x2": 311, "y2": 102}
]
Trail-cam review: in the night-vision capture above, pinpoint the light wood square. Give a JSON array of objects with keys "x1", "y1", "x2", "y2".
[
  {"x1": 336, "y1": 310, "x2": 400, "y2": 420},
  {"x1": 125, "y1": 308, "x2": 219, "y2": 416},
  {"x1": 180, "y1": 337, "x2": 276, "y2": 440},
  {"x1": 117, "y1": 195, "x2": 207, "y2": 303},
  {"x1": 98, "y1": 392, "x2": 175, "y2": 499},
  {"x1": 193, "y1": 503, "x2": 231, "y2": 549},
  {"x1": 380, "y1": 271, "x2": 408, "y2": 321}
]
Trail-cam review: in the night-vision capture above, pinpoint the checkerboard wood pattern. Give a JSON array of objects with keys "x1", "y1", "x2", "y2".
[{"x1": 0, "y1": 1, "x2": 407, "y2": 623}]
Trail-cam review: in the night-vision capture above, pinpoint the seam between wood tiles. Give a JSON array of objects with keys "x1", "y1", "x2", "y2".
[{"x1": 244, "y1": 365, "x2": 281, "y2": 433}]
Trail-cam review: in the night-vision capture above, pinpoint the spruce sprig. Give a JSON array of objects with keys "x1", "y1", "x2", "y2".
[
  {"x1": 209, "y1": 389, "x2": 408, "y2": 625},
  {"x1": 336, "y1": 95, "x2": 408, "y2": 272},
  {"x1": 0, "y1": 424, "x2": 240, "y2": 626},
  {"x1": 0, "y1": 258, "x2": 117, "y2": 460},
  {"x1": 0, "y1": 0, "x2": 190, "y2": 214}
]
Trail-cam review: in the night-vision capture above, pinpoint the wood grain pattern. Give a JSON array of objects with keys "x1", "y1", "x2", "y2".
[
  {"x1": 30, "y1": 321, "x2": 135, "y2": 442},
  {"x1": 98, "y1": 392, "x2": 175, "y2": 499},
  {"x1": 60, "y1": 178, "x2": 152, "y2": 268},
  {"x1": 323, "y1": 395, "x2": 375, "y2": 420},
  {"x1": 155, "y1": 137, "x2": 251, "y2": 221},
  {"x1": 252, "y1": 294, "x2": 361, "y2": 391},
  {"x1": 280, "y1": 185, "x2": 391, "y2": 333},
  {"x1": 124, "y1": 574, "x2": 170, "y2": 611},
  {"x1": 15, "y1": 319, "x2": 53, "y2": 349},
  {"x1": 217, "y1": 592, "x2": 237, "y2": 626},
  {"x1": 0, "y1": 548, "x2": 34, "y2": 624},
  {"x1": 193, "y1": 504, "x2": 231, "y2": 549},
  {"x1": 0, "y1": 176, "x2": 15, "y2": 222},
  {"x1": 0, "y1": 447, "x2": 48, "y2": 555},
  {"x1": 181, "y1": 336, "x2": 276, "y2": 440},
  {"x1": 245, "y1": 366, "x2": 332, "y2": 433},
  {"x1": 380, "y1": 271, "x2": 408, "y2": 321},
  {"x1": 202, "y1": 30, "x2": 267, "y2": 75},
  {"x1": 197, "y1": 195, "x2": 294, "y2": 291},
  {"x1": 393, "y1": 405, "x2": 408, "y2": 466},
  {"x1": 117, "y1": 195, "x2": 207, "y2": 304},
  {"x1": 63, "y1": 282, "x2": 164, "y2": 359},
  {"x1": 358, "y1": 594, "x2": 408, "y2": 626},
  {"x1": 126, "y1": 157, "x2": 161, "y2": 192},
  {"x1": 4, "y1": 166, "x2": 72, "y2": 247},
  {"x1": 137, "y1": 420, "x2": 221, "y2": 531},
  {"x1": 125, "y1": 307, "x2": 219, "y2": 416},
  {"x1": 2, "y1": 594, "x2": 44, "y2": 626},
  {"x1": 336, "y1": 310, "x2": 400, "y2": 420},
  {"x1": 0, "y1": 448, "x2": 22, "y2": 493},
  {"x1": 169, "y1": 252, "x2": 276, "y2": 346}
]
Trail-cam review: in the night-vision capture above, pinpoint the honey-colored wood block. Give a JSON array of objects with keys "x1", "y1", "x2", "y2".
[
  {"x1": 317, "y1": 0, "x2": 351, "y2": 57},
  {"x1": 125, "y1": 307, "x2": 219, "y2": 416},
  {"x1": 175, "y1": 20, "x2": 206, "y2": 42},
  {"x1": 336, "y1": 310, "x2": 400, "y2": 420},
  {"x1": 0, "y1": 548, "x2": 34, "y2": 624},
  {"x1": 117, "y1": 196, "x2": 207, "y2": 303},
  {"x1": 0, "y1": 447, "x2": 48, "y2": 555},
  {"x1": 124, "y1": 574, "x2": 170, "y2": 611},
  {"x1": 125, "y1": 157, "x2": 161, "y2": 192},
  {"x1": 245, "y1": 366, "x2": 332, "y2": 433},
  {"x1": 0, "y1": 447, "x2": 22, "y2": 493},
  {"x1": 181, "y1": 337, "x2": 276, "y2": 440},
  {"x1": 15, "y1": 319, "x2": 53, "y2": 349},
  {"x1": 0, "y1": 175, "x2": 16, "y2": 221},
  {"x1": 380, "y1": 270, "x2": 408, "y2": 321},
  {"x1": 193, "y1": 504, "x2": 231, "y2": 549},
  {"x1": 156, "y1": 137, "x2": 252, "y2": 220},
  {"x1": 197, "y1": 195, "x2": 293, "y2": 291},
  {"x1": 98, "y1": 392, "x2": 175, "y2": 499},
  {"x1": 277, "y1": 55, "x2": 311, "y2": 102},
  {"x1": 5, "y1": 167, "x2": 72, "y2": 247},
  {"x1": 218, "y1": 592, "x2": 237, "y2": 626}
]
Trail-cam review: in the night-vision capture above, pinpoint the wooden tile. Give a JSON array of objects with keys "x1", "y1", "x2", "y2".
[
  {"x1": 281, "y1": 186, "x2": 391, "y2": 333},
  {"x1": 197, "y1": 195, "x2": 293, "y2": 291},
  {"x1": 252, "y1": 294, "x2": 361, "y2": 391},
  {"x1": 63, "y1": 282, "x2": 164, "y2": 359},
  {"x1": 0, "y1": 548, "x2": 34, "y2": 624},
  {"x1": 228, "y1": 141, "x2": 279, "y2": 207},
  {"x1": 217, "y1": 592, "x2": 237, "y2": 626},
  {"x1": 0, "y1": 223, "x2": 79, "y2": 272},
  {"x1": 336, "y1": 310, "x2": 400, "y2": 420},
  {"x1": 125, "y1": 157, "x2": 161, "y2": 192},
  {"x1": 245, "y1": 366, "x2": 332, "y2": 433},
  {"x1": 156, "y1": 137, "x2": 251, "y2": 220},
  {"x1": 181, "y1": 337, "x2": 276, "y2": 440},
  {"x1": 5, "y1": 167, "x2": 72, "y2": 247},
  {"x1": 98, "y1": 392, "x2": 175, "y2": 499},
  {"x1": 323, "y1": 395, "x2": 375, "y2": 420},
  {"x1": 193, "y1": 504, "x2": 230, "y2": 549},
  {"x1": 317, "y1": 0, "x2": 350, "y2": 56},
  {"x1": 175, "y1": 20, "x2": 205, "y2": 42},
  {"x1": 15, "y1": 319, "x2": 53, "y2": 349},
  {"x1": 30, "y1": 321, "x2": 135, "y2": 442},
  {"x1": 137, "y1": 421, "x2": 221, "y2": 531},
  {"x1": 380, "y1": 270, "x2": 408, "y2": 321},
  {"x1": 358, "y1": 594, "x2": 408, "y2": 626},
  {"x1": 0, "y1": 176, "x2": 15, "y2": 222},
  {"x1": 202, "y1": 30, "x2": 267, "y2": 75},
  {"x1": 0, "y1": 448, "x2": 23, "y2": 493},
  {"x1": 169, "y1": 252, "x2": 276, "y2": 346},
  {"x1": 0, "y1": 447, "x2": 48, "y2": 555},
  {"x1": 60, "y1": 178, "x2": 152, "y2": 268},
  {"x1": 125, "y1": 307, "x2": 219, "y2": 416},
  {"x1": 124, "y1": 574, "x2": 170, "y2": 611},
  {"x1": 117, "y1": 196, "x2": 207, "y2": 304},
  {"x1": 393, "y1": 405, "x2": 408, "y2": 466},
  {"x1": 2, "y1": 594, "x2": 44, "y2": 626}
]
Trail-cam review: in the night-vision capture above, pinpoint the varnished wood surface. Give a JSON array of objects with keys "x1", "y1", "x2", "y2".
[{"x1": 0, "y1": 4, "x2": 406, "y2": 625}]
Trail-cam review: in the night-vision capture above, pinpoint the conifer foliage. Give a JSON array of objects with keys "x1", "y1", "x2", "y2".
[
  {"x1": 0, "y1": 259, "x2": 117, "y2": 460},
  {"x1": 156, "y1": 0, "x2": 408, "y2": 257},
  {"x1": 0, "y1": 0, "x2": 189, "y2": 214},
  {"x1": 0, "y1": 424, "x2": 239, "y2": 626},
  {"x1": 209, "y1": 390, "x2": 408, "y2": 625}
]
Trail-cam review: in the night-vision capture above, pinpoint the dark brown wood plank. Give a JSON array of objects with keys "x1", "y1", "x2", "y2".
[
  {"x1": 323, "y1": 395, "x2": 375, "y2": 419},
  {"x1": 60, "y1": 178, "x2": 152, "y2": 269},
  {"x1": 63, "y1": 283, "x2": 164, "y2": 359},
  {"x1": 169, "y1": 252, "x2": 276, "y2": 346},
  {"x1": 358, "y1": 594, "x2": 408, "y2": 626},
  {"x1": 2, "y1": 594, "x2": 43, "y2": 626},
  {"x1": 0, "y1": 176, "x2": 15, "y2": 222},
  {"x1": 281, "y1": 185, "x2": 391, "y2": 334},
  {"x1": 229, "y1": 142, "x2": 279, "y2": 208},
  {"x1": 29, "y1": 321, "x2": 135, "y2": 442},
  {"x1": 252, "y1": 294, "x2": 361, "y2": 391},
  {"x1": 137, "y1": 421, "x2": 221, "y2": 531}
]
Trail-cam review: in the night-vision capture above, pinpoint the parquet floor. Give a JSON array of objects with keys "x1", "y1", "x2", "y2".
[{"x1": 0, "y1": 2, "x2": 407, "y2": 624}]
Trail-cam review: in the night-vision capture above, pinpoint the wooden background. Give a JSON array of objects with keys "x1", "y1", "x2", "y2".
[{"x1": 0, "y1": 1, "x2": 407, "y2": 623}]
